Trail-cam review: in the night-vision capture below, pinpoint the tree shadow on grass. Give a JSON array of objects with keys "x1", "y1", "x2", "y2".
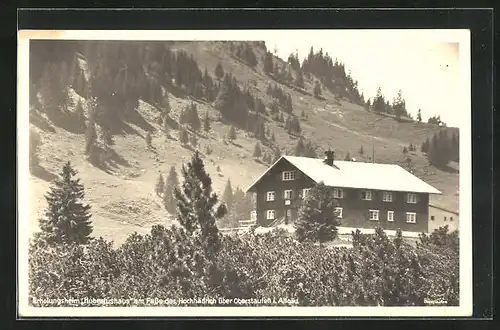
[
  {"x1": 29, "y1": 111, "x2": 56, "y2": 133},
  {"x1": 30, "y1": 164, "x2": 57, "y2": 182},
  {"x1": 439, "y1": 164, "x2": 459, "y2": 174},
  {"x1": 88, "y1": 146, "x2": 130, "y2": 175},
  {"x1": 123, "y1": 109, "x2": 156, "y2": 134}
]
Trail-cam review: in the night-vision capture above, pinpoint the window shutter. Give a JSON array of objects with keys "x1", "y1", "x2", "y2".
[
  {"x1": 416, "y1": 194, "x2": 420, "y2": 203},
  {"x1": 277, "y1": 173, "x2": 281, "y2": 181},
  {"x1": 296, "y1": 171, "x2": 301, "y2": 179}
]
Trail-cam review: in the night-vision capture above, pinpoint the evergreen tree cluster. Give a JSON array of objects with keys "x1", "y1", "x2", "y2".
[
  {"x1": 370, "y1": 87, "x2": 410, "y2": 120},
  {"x1": 220, "y1": 179, "x2": 253, "y2": 228},
  {"x1": 179, "y1": 102, "x2": 201, "y2": 132},
  {"x1": 285, "y1": 115, "x2": 301, "y2": 135},
  {"x1": 293, "y1": 138, "x2": 318, "y2": 158},
  {"x1": 231, "y1": 42, "x2": 258, "y2": 68},
  {"x1": 422, "y1": 130, "x2": 459, "y2": 167},
  {"x1": 266, "y1": 83, "x2": 293, "y2": 114},
  {"x1": 161, "y1": 166, "x2": 180, "y2": 214},
  {"x1": 263, "y1": 50, "x2": 274, "y2": 73},
  {"x1": 300, "y1": 47, "x2": 364, "y2": 104},
  {"x1": 427, "y1": 115, "x2": 446, "y2": 126}
]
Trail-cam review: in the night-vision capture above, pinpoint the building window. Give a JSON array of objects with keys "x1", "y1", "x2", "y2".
[
  {"x1": 369, "y1": 210, "x2": 379, "y2": 221},
  {"x1": 450, "y1": 217, "x2": 454, "y2": 221},
  {"x1": 406, "y1": 212, "x2": 417, "y2": 223},
  {"x1": 266, "y1": 191, "x2": 275, "y2": 201},
  {"x1": 333, "y1": 188, "x2": 344, "y2": 199},
  {"x1": 407, "y1": 193, "x2": 417, "y2": 204},
  {"x1": 284, "y1": 189, "x2": 293, "y2": 200},
  {"x1": 266, "y1": 210, "x2": 276, "y2": 220},
  {"x1": 387, "y1": 211, "x2": 394, "y2": 222},
  {"x1": 282, "y1": 170, "x2": 296, "y2": 181},
  {"x1": 361, "y1": 190, "x2": 373, "y2": 201},
  {"x1": 335, "y1": 207, "x2": 343, "y2": 218},
  {"x1": 383, "y1": 191, "x2": 393, "y2": 202},
  {"x1": 444, "y1": 216, "x2": 447, "y2": 221},
  {"x1": 302, "y1": 188, "x2": 311, "y2": 199},
  {"x1": 431, "y1": 215, "x2": 435, "y2": 220}
]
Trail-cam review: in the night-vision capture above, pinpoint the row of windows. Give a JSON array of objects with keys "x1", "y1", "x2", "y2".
[
  {"x1": 266, "y1": 188, "x2": 418, "y2": 204},
  {"x1": 430, "y1": 215, "x2": 455, "y2": 221},
  {"x1": 265, "y1": 209, "x2": 417, "y2": 223},
  {"x1": 368, "y1": 210, "x2": 416, "y2": 223}
]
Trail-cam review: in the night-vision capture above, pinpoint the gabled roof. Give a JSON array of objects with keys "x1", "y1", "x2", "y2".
[{"x1": 245, "y1": 155, "x2": 442, "y2": 195}]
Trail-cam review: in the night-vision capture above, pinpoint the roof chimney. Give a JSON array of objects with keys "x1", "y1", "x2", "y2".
[{"x1": 324, "y1": 149, "x2": 335, "y2": 166}]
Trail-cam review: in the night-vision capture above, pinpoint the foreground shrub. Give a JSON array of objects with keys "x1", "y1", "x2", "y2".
[{"x1": 28, "y1": 225, "x2": 460, "y2": 307}]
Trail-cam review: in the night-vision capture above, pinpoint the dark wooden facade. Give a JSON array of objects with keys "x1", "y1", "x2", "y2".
[{"x1": 248, "y1": 158, "x2": 430, "y2": 233}]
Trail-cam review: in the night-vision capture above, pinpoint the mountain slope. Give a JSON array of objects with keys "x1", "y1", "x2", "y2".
[{"x1": 28, "y1": 40, "x2": 459, "y2": 246}]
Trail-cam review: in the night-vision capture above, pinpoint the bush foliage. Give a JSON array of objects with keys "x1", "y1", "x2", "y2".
[{"x1": 29, "y1": 224, "x2": 459, "y2": 307}]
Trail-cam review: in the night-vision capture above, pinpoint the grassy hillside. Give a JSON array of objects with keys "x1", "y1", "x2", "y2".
[{"x1": 28, "y1": 41, "x2": 459, "y2": 246}]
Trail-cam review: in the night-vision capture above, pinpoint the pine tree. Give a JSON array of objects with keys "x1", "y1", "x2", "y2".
[
  {"x1": 344, "y1": 152, "x2": 351, "y2": 161},
  {"x1": 74, "y1": 100, "x2": 86, "y2": 130},
  {"x1": 190, "y1": 133, "x2": 198, "y2": 148},
  {"x1": 392, "y1": 89, "x2": 406, "y2": 121},
  {"x1": 163, "y1": 166, "x2": 179, "y2": 213},
  {"x1": 84, "y1": 102, "x2": 97, "y2": 156},
  {"x1": 359, "y1": 145, "x2": 364, "y2": 156},
  {"x1": 402, "y1": 146, "x2": 408, "y2": 155},
  {"x1": 417, "y1": 109, "x2": 422, "y2": 123},
  {"x1": 263, "y1": 51, "x2": 274, "y2": 73},
  {"x1": 313, "y1": 80, "x2": 322, "y2": 98},
  {"x1": 38, "y1": 161, "x2": 93, "y2": 245},
  {"x1": 203, "y1": 111, "x2": 211, "y2": 132},
  {"x1": 294, "y1": 68, "x2": 305, "y2": 88},
  {"x1": 295, "y1": 182, "x2": 341, "y2": 245},
  {"x1": 173, "y1": 151, "x2": 227, "y2": 257},
  {"x1": 222, "y1": 179, "x2": 234, "y2": 212},
  {"x1": 146, "y1": 131, "x2": 152, "y2": 148},
  {"x1": 253, "y1": 142, "x2": 262, "y2": 158},
  {"x1": 294, "y1": 138, "x2": 306, "y2": 156},
  {"x1": 215, "y1": 63, "x2": 224, "y2": 80},
  {"x1": 179, "y1": 127, "x2": 189, "y2": 145},
  {"x1": 216, "y1": 165, "x2": 221, "y2": 172},
  {"x1": 271, "y1": 132, "x2": 276, "y2": 142},
  {"x1": 163, "y1": 116, "x2": 169, "y2": 135},
  {"x1": 421, "y1": 138, "x2": 430, "y2": 153},
  {"x1": 155, "y1": 173, "x2": 165, "y2": 197},
  {"x1": 227, "y1": 125, "x2": 236, "y2": 141},
  {"x1": 188, "y1": 103, "x2": 201, "y2": 132}
]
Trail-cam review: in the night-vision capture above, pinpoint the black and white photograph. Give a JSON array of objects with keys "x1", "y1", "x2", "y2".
[{"x1": 18, "y1": 29, "x2": 472, "y2": 317}]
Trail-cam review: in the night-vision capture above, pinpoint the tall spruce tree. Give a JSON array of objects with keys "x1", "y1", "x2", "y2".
[
  {"x1": 163, "y1": 166, "x2": 179, "y2": 214},
  {"x1": 155, "y1": 173, "x2": 165, "y2": 197},
  {"x1": 38, "y1": 161, "x2": 93, "y2": 245},
  {"x1": 227, "y1": 125, "x2": 236, "y2": 141},
  {"x1": 179, "y1": 127, "x2": 189, "y2": 145},
  {"x1": 188, "y1": 103, "x2": 201, "y2": 132},
  {"x1": 215, "y1": 63, "x2": 224, "y2": 80},
  {"x1": 173, "y1": 151, "x2": 227, "y2": 257},
  {"x1": 294, "y1": 138, "x2": 306, "y2": 156},
  {"x1": 203, "y1": 111, "x2": 211, "y2": 132},
  {"x1": 222, "y1": 179, "x2": 234, "y2": 212},
  {"x1": 417, "y1": 109, "x2": 422, "y2": 123},
  {"x1": 313, "y1": 81, "x2": 322, "y2": 98},
  {"x1": 295, "y1": 182, "x2": 341, "y2": 245},
  {"x1": 253, "y1": 142, "x2": 262, "y2": 158}
]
